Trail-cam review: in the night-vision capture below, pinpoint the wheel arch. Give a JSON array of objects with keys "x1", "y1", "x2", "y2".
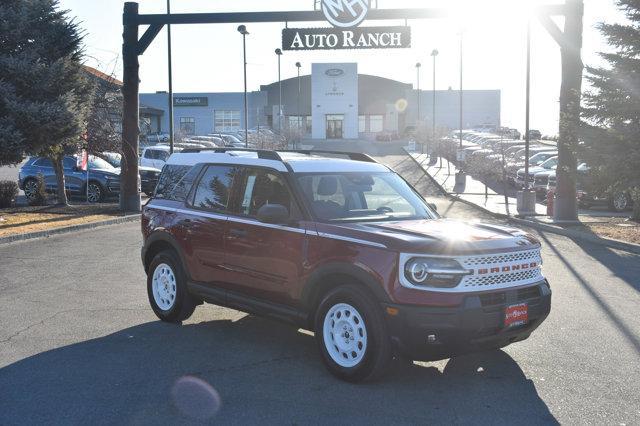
[
  {"x1": 301, "y1": 262, "x2": 391, "y2": 329},
  {"x1": 143, "y1": 231, "x2": 189, "y2": 278}
]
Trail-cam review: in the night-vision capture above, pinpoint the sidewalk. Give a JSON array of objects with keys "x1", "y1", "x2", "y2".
[{"x1": 407, "y1": 151, "x2": 547, "y2": 217}]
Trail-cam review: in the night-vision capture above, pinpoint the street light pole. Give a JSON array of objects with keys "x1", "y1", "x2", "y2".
[
  {"x1": 238, "y1": 25, "x2": 249, "y2": 148},
  {"x1": 275, "y1": 49, "x2": 283, "y2": 136},
  {"x1": 296, "y1": 61, "x2": 301, "y2": 149},
  {"x1": 167, "y1": 0, "x2": 174, "y2": 154},
  {"x1": 416, "y1": 62, "x2": 422, "y2": 153},
  {"x1": 524, "y1": 18, "x2": 532, "y2": 191},
  {"x1": 431, "y1": 49, "x2": 438, "y2": 158},
  {"x1": 459, "y1": 31, "x2": 463, "y2": 150}
]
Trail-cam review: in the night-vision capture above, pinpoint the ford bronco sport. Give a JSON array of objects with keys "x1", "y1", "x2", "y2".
[{"x1": 141, "y1": 149, "x2": 551, "y2": 382}]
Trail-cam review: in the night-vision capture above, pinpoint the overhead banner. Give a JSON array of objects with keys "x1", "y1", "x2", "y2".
[{"x1": 282, "y1": 26, "x2": 411, "y2": 51}]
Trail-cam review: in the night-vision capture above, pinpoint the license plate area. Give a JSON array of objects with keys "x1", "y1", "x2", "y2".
[{"x1": 504, "y1": 303, "x2": 528, "y2": 328}]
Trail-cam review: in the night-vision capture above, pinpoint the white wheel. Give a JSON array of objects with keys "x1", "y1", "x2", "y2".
[
  {"x1": 322, "y1": 303, "x2": 368, "y2": 368},
  {"x1": 152, "y1": 263, "x2": 177, "y2": 311}
]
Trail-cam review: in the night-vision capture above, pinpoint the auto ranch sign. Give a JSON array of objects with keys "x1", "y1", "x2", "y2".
[{"x1": 282, "y1": 0, "x2": 411, "y2": 51}]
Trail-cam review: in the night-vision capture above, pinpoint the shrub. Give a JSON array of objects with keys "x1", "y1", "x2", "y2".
[
  {"x1": 0, "y1": 180, "x2": 19, "y2": 208},
  {"x1": 28, "y1": 173, "x2": 48, "y2": 206}
]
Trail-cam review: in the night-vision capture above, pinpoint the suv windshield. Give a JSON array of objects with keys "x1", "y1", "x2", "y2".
[
  {"x1": 89, "y1": 155, "x2": 117, "y2": 171},
  {"x1": 298, "y1": 172, "x2": 435, "y2": 222}
]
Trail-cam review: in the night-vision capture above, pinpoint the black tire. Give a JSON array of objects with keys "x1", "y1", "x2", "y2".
[
  {"x1": 85, "y1": 181, "x2": 104, "y2": 203},
  {"x1": 23, "y1": 178, "x2": 38, "y2": 201},
  {"x1": 314, "y1": 285, "x2": 392, "y2": 383},
  {"x1": 147, "y1": 250, "x2": 196, "y2": 323},
  {"x1": 609, "y1": 192, "x2": 630, "y2": 212}
]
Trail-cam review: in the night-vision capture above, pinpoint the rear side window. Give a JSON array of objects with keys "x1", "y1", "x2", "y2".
[
  {"x1": 235, "y1": 168, "x2": 300, "y2": 219},
  {"x1": 33, "y1": 158, "x2": 53, "y2": 167},
  {"x1": 192, "y1": 166, "x2": 236, "y2": 212},
  {"x1": 155, "y1": 165, "x2": 199, "y2": 202},
  {"x1": 144, "y1": 149, "x2": 169, "y2": 161}
]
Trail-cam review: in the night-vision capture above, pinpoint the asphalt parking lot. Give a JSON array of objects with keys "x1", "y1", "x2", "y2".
[{"x1": 0, "y1": 220, "x2": 639, "y2": 425}]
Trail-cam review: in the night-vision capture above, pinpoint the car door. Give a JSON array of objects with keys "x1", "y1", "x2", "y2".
[
  {"x1": 223, "y1": 167, "x2": 308, "y2": 305},
  {"x1": 63, "y1": 157, "x2": 84, "y2": 194},
  {"x1": 183, "y1": 164, "x2": 238, "y2": 286}
]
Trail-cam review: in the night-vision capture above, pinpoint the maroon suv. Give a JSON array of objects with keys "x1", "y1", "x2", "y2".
[{"x1": 141, "y1": 149, "x2": 551, "y2": 382}]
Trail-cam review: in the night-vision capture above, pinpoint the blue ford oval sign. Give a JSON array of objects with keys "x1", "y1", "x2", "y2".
[
  {"x1": 322, "y1": 0, "x2": 370, "y2": 28},
  {"x1": 325, "y1": 68, "x2": 345, "y2": 77}
]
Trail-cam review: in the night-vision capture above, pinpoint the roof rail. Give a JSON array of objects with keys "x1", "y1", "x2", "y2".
[
  {"x1": 178, "y1": 147, "x2": 281, "y2": 161},
  {"x1": 176, "y1": 148, "x2": 378, "y2": 164},
  {"x1": 281, "y1": 150, "x2": 378, "y2": 163}
]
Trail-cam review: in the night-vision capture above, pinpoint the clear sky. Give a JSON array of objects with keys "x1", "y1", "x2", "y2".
[{"x1": 59, "y1": 0, "x2": 626, "y2": 135}]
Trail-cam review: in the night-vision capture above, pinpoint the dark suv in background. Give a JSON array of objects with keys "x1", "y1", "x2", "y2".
[
  {"x1": 18, "y1": 155, "x2": 160, "y2": 202},
  {"x1": 141, "y1": 149, "x2": 551, "y2": 382}
]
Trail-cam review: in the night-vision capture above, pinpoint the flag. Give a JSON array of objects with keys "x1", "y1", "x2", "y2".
[{"x1": 77, "y1": 150, "x2": 88, "y2": 171}]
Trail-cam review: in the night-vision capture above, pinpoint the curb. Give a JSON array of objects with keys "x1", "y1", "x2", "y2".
[
  {"x1": 0, "y1": 214, "x2": 141, "y2": 245},
  {"x1": 404, "y1": 149, "x2": 640, "y2": 255}
]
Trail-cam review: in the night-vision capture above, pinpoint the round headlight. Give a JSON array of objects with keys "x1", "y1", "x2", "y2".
[{"x1": 408, "y1": 260, "x2": 429, "y2": 283}]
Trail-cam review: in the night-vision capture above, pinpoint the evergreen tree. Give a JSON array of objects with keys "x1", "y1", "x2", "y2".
[
  {"x1": 0, "y1": 0, "x2": 93, "y2": 205},
  {"x1": 582, "y1": 0, "x2": 640, "y2": 219}
]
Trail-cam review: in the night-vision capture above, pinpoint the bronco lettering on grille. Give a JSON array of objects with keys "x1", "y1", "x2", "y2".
[{"x1": 476, "y1": 262, "x2": 538, "y2": 275}]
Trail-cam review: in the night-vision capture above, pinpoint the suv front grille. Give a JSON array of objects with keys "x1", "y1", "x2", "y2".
[{"x1": 457, "y1": 248, "x2": 544, "y2": 291}]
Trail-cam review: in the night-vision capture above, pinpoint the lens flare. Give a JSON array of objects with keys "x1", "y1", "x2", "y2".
[
  {"x1": 171, "y1": 376, "x2": 221, "y2": 421},
  {"x1": 395, "y1": 98, "x2": 408, "y2": 112}
]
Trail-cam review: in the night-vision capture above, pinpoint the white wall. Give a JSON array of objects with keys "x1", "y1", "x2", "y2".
[{"x1": 311, "y1": 63, "x2": 359, "y2": 140}]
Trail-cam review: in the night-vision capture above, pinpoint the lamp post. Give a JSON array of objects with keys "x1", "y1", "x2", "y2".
[
  {"x1": 454, "y1": 31, "x2": 465, "y2": 187},
  {"x1": 416, "y1": 62, "x2": 422, "y2": 125},
  {"x1": 296, "y1": 61, "x2": 302, "y2": 149},
  {"x1": 459, "y1": 32, "x2": 463, "y2": 150},
  {"x1": 275, "y1": 48, "x2": 283, "y2": 135},
  {"x1": 167, "y1": 0, "x2": 174, "y2": 154},
  {"x1": 524, "y1": 19, "x2": 532, "y2": 191},
  {"x1": 238, "y1": 25, "x2": 249, "y2": 148},
  {"x1": 430, "y1": 49, "x2": 439, "y2": 164}
]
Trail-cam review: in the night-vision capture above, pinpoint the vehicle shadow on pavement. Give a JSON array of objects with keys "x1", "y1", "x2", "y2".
[{"x1": 0, "y1": 315, "x2": 556, "y2": 425}]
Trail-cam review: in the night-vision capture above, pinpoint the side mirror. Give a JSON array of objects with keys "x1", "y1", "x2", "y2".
[{"x1": 257, "y1": 204, "x2": 290, "y2": 225}]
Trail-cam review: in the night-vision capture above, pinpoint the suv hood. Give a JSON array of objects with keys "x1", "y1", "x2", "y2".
[
  {"x1": 322, "y1": 219, "x2": 540, "y2": 254},
  {"x1": 92, "y1": 168, "x2": 119, "y2": 177}
]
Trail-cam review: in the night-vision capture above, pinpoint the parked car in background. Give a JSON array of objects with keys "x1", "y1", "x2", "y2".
[
  {"x1": 515, "y1": 156, "x2": 558, "y2": 188},
  {"x1": 146, "y1": 132, "x2": 170, "y2": 143},
  {"x1": 211, "y1": 133, "x2": 245, "y2": 148},
  {"x1": 526, "y1": 130, "x2": 542, "y2": 140},
  {"x1": 140, "y1": 145, "x2": 183, "y2": 170},
  {"x1": 100, "y1": 152, "x2": 161, "y2": 196},
  {"x1": 19, "y1": 155, "x2": 121, "y2": 203},
  {"x1": 506, "y1": 151, "x2": 558, "y2": 184},
  {"x1": 547, "y1": 165, "x2": 634, "y2": 212}
]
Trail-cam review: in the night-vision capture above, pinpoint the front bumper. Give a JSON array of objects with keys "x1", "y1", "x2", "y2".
[
  {"x1": 383, "y1": 281, "x2": 551, "y2": 361},
  {"x1": 141, "y1": 178, "x2": 158, "y2": 194}
]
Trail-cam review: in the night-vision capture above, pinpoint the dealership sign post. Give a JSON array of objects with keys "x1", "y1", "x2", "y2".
[{"x1": 122, "y1": 0, "x2": 584, "y2": 221}]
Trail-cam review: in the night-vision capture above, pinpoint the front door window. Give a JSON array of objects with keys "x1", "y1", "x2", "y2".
[{"x1": 326, "y1": 115, "x2": 344, "y2": 139}]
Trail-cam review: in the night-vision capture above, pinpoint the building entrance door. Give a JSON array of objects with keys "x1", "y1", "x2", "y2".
[{"x1": 326, "y1": 115, "x2": 344, "y2": 139}]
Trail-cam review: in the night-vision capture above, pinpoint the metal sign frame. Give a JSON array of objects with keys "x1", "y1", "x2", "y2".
[{"x1": 121, "y1": 1, "x2": 583, "y2": 222}]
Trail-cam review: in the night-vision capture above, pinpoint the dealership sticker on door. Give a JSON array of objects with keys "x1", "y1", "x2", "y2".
[{"x1": 505, "y1": 303, "x2": 528, "y2": 328}]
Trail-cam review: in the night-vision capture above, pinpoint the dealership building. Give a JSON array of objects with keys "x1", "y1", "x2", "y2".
[{"x1": 140, "y1": 63, "x2": 500, "y2": 140}]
